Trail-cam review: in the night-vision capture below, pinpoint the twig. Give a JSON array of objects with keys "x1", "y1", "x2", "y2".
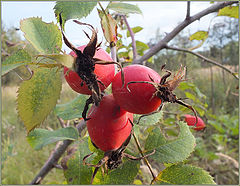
[
  {"x1": 132, "y1": 132, "x2": 156, "y2": 183},
  {"x1": 30, "y1": 120, "x2": 86, "y2": 185},
  {"x1": 216, "y1": 152, "x2": 239, "y2": 169},
  {"x1": 122, "y1": 15, "x2": 137, "y2": 60},
  {"x1": 110, "y1": 45, "x2": 117, "y2": 62},
  {"x1": 132, "y1": 1, "x2": 238, "y2": 64},
  {"x1": 186, "y1": 1, "x2": 191, "y2": 20},
  {"x1": 165, "y1": 45, "x2": 239, "y2": 80}
]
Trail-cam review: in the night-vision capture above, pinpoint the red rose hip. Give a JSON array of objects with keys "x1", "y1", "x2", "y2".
[
  {"x1": 112, "y1": 65, "x2": 162, "y2": 114},
  {"x1": 86, "y1": 94, "x2": 133, "y2": 152},
  {"x1": 64, "y1": 45, "x2": 115, "y2": 95},
  {"x1": 184, "y1": 114, "x2": 206, "y2": 131}
]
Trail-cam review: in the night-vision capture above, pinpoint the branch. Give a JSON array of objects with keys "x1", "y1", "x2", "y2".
[
  {"x1": 186, "y1": 1, "x2": 191, "y2": 19},
  {"x1": 165, "y1": 45, "x2": 239, "y2": 80},
  {"x1": 122, "y1": 15, "x2": 137, "y2": 60},
  {"x1": 30, "y1": 120, "x2": 86, "y2": 185},
  {"x1": 132, "y1": 1, "x2": 238, "y2": 64}
]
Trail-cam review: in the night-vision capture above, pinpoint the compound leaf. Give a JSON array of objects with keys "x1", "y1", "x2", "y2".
[
  {"x1": 2, "y1": 49, "x2": 32, "y2": 76},
  {"x1": 54, "y1": 94, "x2": 88, "y2": 120},
  {"x1": 17, "y1": 68, "x2": 62, "y2": 133},
  {"x1": 145, "y1": 122, "x2": 196, "y2": 163},
  {"x1": 154, "y1": 164, "x2": 216, "y2": 184},
  {"x1": 218, "y1": 5, "x2": 239, "y2": 19},
  {"x1": 27, "y1": 127, "x2": 79, "y2": 150},
  {"x1": 20, "y1": 17, "x2": 62, "y2": 54},
  {"x1": 108, "y1": 2, "x2": 142, "y2": 15},
  {"x1": 54, "y1": 1, "x2": 97, "y2": 29}
]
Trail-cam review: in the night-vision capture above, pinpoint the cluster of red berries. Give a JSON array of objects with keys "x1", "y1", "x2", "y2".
[{"x1": 64, "y1": 46, "x2": 205, "y2": 182}]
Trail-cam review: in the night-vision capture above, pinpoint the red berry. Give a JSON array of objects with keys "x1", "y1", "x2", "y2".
[
  {"x1": 112, "y1": 65, "x2": 162, "y2": 114},
  {"x1": 184, "y1": 114, "x2": 206, "y2": 131},
  {"x1": 64, "y1": 45, "x2": 115, "y2": 95},
  {"x1": 86, "y1": 94, "x2": 133, "y2": 152}
]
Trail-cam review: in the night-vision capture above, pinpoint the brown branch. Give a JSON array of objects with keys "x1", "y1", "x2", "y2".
[
  {"x1": 165, "y1": 45, "x2": 239, "y2": 80},
  {"x1": 30, "y1": 120, "x2": 86, "y2": 185},
  {"x1": 132, "y1": 1, "x2": 238, "y2": 64},
  {"x1": 122, "y1": 15, "x2": 137, "y2": 60},
  {"x1": 186, "y1": 1, "x2": 191, "y2": 20}
]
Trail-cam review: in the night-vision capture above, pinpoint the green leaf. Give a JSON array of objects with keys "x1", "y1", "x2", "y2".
[
  {"x1": 135, "y1": 40, "x2": 149, "y2": 56},
  {"x1": 155, "y1": 164, "x2": 216, "y2": 184},
  {"x1": 27, "y1": 127, "x2": 79, "y2": 150},
  {"x1": 98, "y1": 8, "x2": 118, "y2": 44},
  {"x1": 54, "y1": 94, "x2": 88, "y2": 120},
  {"x1": 62, "y1": 137, "x2": 93, "y2": 184},
  {"x1": 54, "y1": 1, "x2": 97, "y2": 30},
  {"x1": 127, "y1": 26, "x2": 143, "y2": 37},
  {"x1": 17, "y1": 68, "x2": 62, "y2": 133},
  {"x1": 189, "y1": 31, "x2": 208, "y2": 50},
  {"x1": 20, "y1": 17, "x2": 62, "y2": 54},
  {"x1": 218, "y1": 5, "x2": 239, "y2": 19},
  {"x1": 1, "y1": 49, "x2": 32, "y2": 76},
  {"x1": 36, "y1": 54, "x2": 75, "y2": 69},
  {"x1": 145, "y1": 122, "x2": 196, "y2": 163},
  {"x1": 102, "y1": 160, "x2": 140, "y2": 184},
  {"x1": 134, "y1": 111, "x2": 163, "y2": 126},
  {"x1": 108, "y1": 2, "x2": 142, "y2": 15}
]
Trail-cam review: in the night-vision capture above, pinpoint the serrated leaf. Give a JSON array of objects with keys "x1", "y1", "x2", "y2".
[
  {"x1": 17, "y1": 68, "x2": 62, "y2": 133},
  {"x1": 98, "y1": 9, "x2": 118, "y2": 44},
  {"x1": 108, "y1": 2, "x2": 142, "y2": 15},
  {"x1": 102, "y1": 160, "x2": 140, "y2": 184},
  {"x1": 54, "y1": 1, "x2": 97, "y2": 30},
  {"x1": 2, "y1": 49, "x2": 32, "y2": 76},
  {"x1": 20, "y1": 17, "x2": 62, "y2": 54},
  {"x1": 145, "y1": 122, "x2": 196, "y2": 163},
  {"x1": 218, "y1": 5, "x2": 239, "y2": 19},
  {"x1": 27, "y1": 127, "x2": 79, "y2": 150},
  {"x1": 62, "y1": 137, "x2": 93, "y2": 184},
  {"x1": 36, "y1": 54, "x2": 75, "y2": 69},
  {"x1": 127, "y1": 26, "x2": 143, "y2": 37},
  {"x1": 154, "y1": 164, "x2": 216, "y2": 184},
  {"x1": 54, "y1": 94, "x2": 88, "y2": 120},
  {"x1": 134, "y1": 111, "x2": 163, "y2": 126}
]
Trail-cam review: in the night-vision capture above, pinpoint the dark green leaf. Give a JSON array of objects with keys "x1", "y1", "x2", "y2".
[
  {"x1": 27, "y1": 127, "x2": 79, "y2": 150},
  {"x1": 155, "y1": 164, "x2": 215, "y2": 184},
  {"x1": 2, "y1": 49, "x2": 32, "y2": 76},
  {"x1": 108, "y1": 2, "x2": 142, "y2": 15},
  {"x1": 54, "y1": 94, "x2": 88, "y2": 120},
  {"x1": 127, "y1": 26, "x2": 143, "y2": 37},
  {"x1": 145, "y1": 122, "x2": 196, "y2": 163},
  {"x1": 218, "y1": 5, "x2": 239, "y2": 19},
  {"x1": 17, "y1": 68, "x2": 62, "y2": 133},
  {"x1": 20, "y1": 17, "x2": 62, "y2": 54},
  {"x1": 54, "y1": 2, "x2": 97, "y2": 29}
]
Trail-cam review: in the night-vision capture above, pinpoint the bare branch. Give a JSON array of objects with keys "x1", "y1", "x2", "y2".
[
  {"x1": 122, "y1": 15, "x2": 137, "y2": 60},
  {"x1": 30, "y1": 120, "x2": 86, "y2": 185},
  {"x1": 132, "y1": 1, "x2": 238, "y2": 64},
  {"x1": 186, "y1": 1, "x2": 191, "y2": 20},
  {"x1": 165, "y1": 45, "x2": 239, "y2": 80}
]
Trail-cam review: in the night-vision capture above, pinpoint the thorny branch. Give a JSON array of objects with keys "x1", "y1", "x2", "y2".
[
  {"x1": 132, "y1": 1, "x2": 238, "y2": 65},
  {"x1": 165, "y1": 45, "x2": 239, "y2": 80},
  {"x1": 30, "y1": 120, "x2": 86, "y2": 185},
  {"x1": 186, "y1": 1, "x2": 191, "y2": 20}
]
